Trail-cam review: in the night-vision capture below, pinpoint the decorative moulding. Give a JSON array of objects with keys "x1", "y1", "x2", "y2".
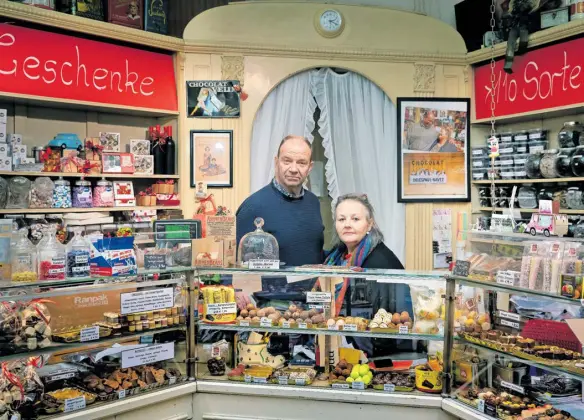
[
  {"x1": 221, "y1": 56, "x2": 245, "y2": 85},
  {"x1": 413, "y1": 63, "x2": 436, "y2": 95}
]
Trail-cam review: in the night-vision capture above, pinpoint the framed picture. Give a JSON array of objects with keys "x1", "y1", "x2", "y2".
[
  {"x1": 186, "y1": 80, "x2": 241, "y2": 118},
  {"x1": 190, "y1": 130, "x2": 233, "y2": 188},
  {"x1": 397, "y1": 97, "x2": 471, "y2": 203}
]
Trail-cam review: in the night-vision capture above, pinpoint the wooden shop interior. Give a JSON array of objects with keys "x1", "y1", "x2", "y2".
[{"x1": 2, "y1": 0, "x2": 584, "y2": 420}]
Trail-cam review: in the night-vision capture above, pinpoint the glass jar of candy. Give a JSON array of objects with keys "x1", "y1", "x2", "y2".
[
  {"x1": 52, "y1": 178, "x2": 72, "y2": 208},
  {"x1": 525, "y1": 153, "x2": 542, "y2": 179},
  {"x1": 72, "y1": 179, "x2": 93, "y2": 208},
  {"x1": 11, "y1": 228, "x2": 38, "y2": 283},
  {"x1": 66, "y1": 227, "x2": 90, "y2": 278},
  {"x1": 93, "y1": 178, "x2": 114, "y2": 207},
  {"x1": 558, "y1": 121, "x2": 584, "y2": 147},
  {"x1": 6, "y1": 176, "x2": 31, "y2": 209},
  {"x1": 30, "y1": 177, "x2": 54, "y2": 208},
  {"x1": 571, "y1": 146, "x2": 584, "y2": 177},
  {"x1": 539, "y1": 149, "x2": 560, "y2": 178},
  {"x1": 566, "y1": 187, "x2": 584, "y2": 210},
  {"x1": 37, "y1": 226, "x2": 66, "y2": 281},
  {"x1": 556, "y1": 148, "x2": 577, "y2": 177}
]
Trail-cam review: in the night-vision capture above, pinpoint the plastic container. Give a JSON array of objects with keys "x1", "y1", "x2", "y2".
[
  {"x1": 571, "y1": 145, "x2": 584, "y2": 177},
  {"x1": 472, "y1": 169, "x2": 488, "y2": 181},
  {"x1": 514, "y1": 165, "x2": 527, "y2": 179},
  {"x1": 72, "y1": 179, "x2": 92, "y2": 208},
  {"x1": 499, "y1": 155, "x2": 514, "y2": 166},
  {"x1": 517, "y1": 186, "x2": 538, "y2": 209},
  {"x1": 471, "y1": 147, "x2": 488, "y2": 158},
  {"x1": 93, "y1": 178, "x2": 114, "y2": 207},
  {"x1": 513, "y1": 154, "x2": 529, "y2": 166},
  {"x1": 11, "y1": 228, "x2": 38, "y2": 283},
  {"x1": 498, "y1": 142, "x2": 515, "y2": 155},
  {"x1": 37, "y1": 226, "x2": 66, "y2": 281},
  {"x1": 527, "y1": 128, "x2": 547, "y2": 141},
  {"x1": 529, "y1": 140, "x2": 549, "y2": 154},
  {"x1": 30, "y1": 177, "x2": 54, "y2": 209},
  {"x1": 558, "y1": 122, "x2": 584, "y2": 147},
  {"x1": 500, "y1": 164, "x2": 515, "y2": 180},
  {"x1": 525, "y1": 153, "x2": 543, "y2": 179},
  {"x1": 539, "y1": 149, "x2": 560, "y2": 178},
  {"x1": 566, "y1": 187, "x2": 584, "y2": 210},
  {"x1": 500, "y1": 132, "x2": 514, "y2": 143},
  {"x1": 52, "y1": 177, "x2": 72, "y2": 209},
  {"x1": 6, "y1": 177, "x2": 31, "y2": 209},
  {"x1": 556, "y1": 148, "x2": 577, "y2": 177},
  {"x1": 515, "y1": 141, "x2": 528, "y2": 154},
  {"x1": 471, "y1": 158, "x2": 489, "y2": 169},
  {"x1": 66, "y1": 227, "x2": 90, "y2": 278}
]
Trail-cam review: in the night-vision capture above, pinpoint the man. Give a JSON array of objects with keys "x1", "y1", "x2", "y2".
[
  {"x1": 405, "y1": 110, "x2": 458, "y2": 153},
  {"x1": 236, "y1": 135, "x2": 324, "y2": 266}
]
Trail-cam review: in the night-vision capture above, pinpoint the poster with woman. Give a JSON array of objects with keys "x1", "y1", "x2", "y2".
[
  {"x1": 190, "y1": 130, "x2": 233, "y2": 188},
  {"x1": 397, "y1": 97, "x2": 470, "y2": 202}
]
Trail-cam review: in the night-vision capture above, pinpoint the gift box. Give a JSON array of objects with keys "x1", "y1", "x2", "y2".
[
  {"x1": 153, "y1": 182, "x2": 174, "y2": 194},
  {"x1": 99, "y1": 132, "x2": 121, "y2": 152},
  {"x1": 89, "y1": 235, "x2": 137, "y2": 277},
  {"x1": 130, "y1": 139, "x2": 151, "y2": 155},
  {"x1": 137, "y1": 195, "x2": 156, "y2": 206},
  {"x1": 103, "y1": 153, "x2": 135, "y2": 174},
  {"x1": 82, "y1": 160, "x2": 102, "y2": 175},
  {"x1": 132, "y1": 209, "x2": 157, "y2": 222},
  {"x1": 85, "y1": 138, "x2": 104, "y2": 161},
  {"x1": 133, "y1": 155, "x2": 153, "y2": 175},
  {"x1": 156, "y1": 193, "x2": 180, "y2": 206},
  {"x1": 113, "y1": 181, "x2": 135, "y2": 207}
]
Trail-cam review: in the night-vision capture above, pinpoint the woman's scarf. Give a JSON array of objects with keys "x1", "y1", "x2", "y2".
[{"x1": 325, "y1": 234, "x2": 373, "y2": 267}]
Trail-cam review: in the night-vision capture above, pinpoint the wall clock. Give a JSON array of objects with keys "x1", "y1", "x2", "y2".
[{"x1": 315, "y1": 9, "x2": 345, "y2": 38}]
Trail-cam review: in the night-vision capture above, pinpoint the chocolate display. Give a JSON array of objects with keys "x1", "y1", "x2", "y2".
[{"x1": 207, "y1": 357, "x2": 226, "y2": 376}]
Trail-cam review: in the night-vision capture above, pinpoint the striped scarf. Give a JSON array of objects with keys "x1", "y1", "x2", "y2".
[{"x1": 325, "y1": 234, "x2": 373, "y2": 267}]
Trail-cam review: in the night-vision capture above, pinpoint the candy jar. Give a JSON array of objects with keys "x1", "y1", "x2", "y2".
[
  {"x1": 6, "y1": 176, "x2": 31, "y2": 209},
  {"x1": 30, "y1": 177, "x2": 55, "y2": 208},
  {"x1": 52, "y1": 177, "x2": 72, "y2": 208},
  {"x1": 525, "y1": 153, "x2": 542, "y2": 179},
  {"x1": 11, "y1": 228, "x2": 38, "y2": 283},
  {"x1": 66, "y1": 227, "x2": 90, "y2": 278},
  {"x1": 539, "y1": 149, "x2": 560, "y2": 178},
  {"x1": 556, "y1": 148, "x2": 576, "y2": 177},
  {"x1": 237, "y1": 217, "x2": 280, "y2": 265},
  {"x1": 571, "y1": 145, "x2": 584, "y2": 177},
  {"x1": 0, "y1": 176, "x2": 8, "y2": 208},
  {"x1": 558, "y1": 121, "x2": 584, "y2": 147},
  {"x1": 93, "y1": 178, "x2": 114, "y2": 207},
  {"x1": 37, "y1": 226, "x2": 66, "y2": 281},
  {"x1": 566, "y1": 186, "x2": 584, "y2": 210},
  {"x1": 72, "y1": 179, "x2": 93, "y2": 208}
]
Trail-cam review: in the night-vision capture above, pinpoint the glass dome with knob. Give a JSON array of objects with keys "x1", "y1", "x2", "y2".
[{"x1": 237, "y1": 217, "x2": 280, "y2": 267}]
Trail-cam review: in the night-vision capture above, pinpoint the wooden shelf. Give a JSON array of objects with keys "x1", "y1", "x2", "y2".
[
  {"x1": 478, "y1": 207, "x2": 584, "y2": 214},
  {"x1": 0, "y1": 206, "x2": 180, "y2": 214},
  {"x1": 471, "y1": 103, "x2": 584, "y2": 125},
  {"x1": 3, "y1": 171, "x2": 179, "y2": 179},
  {"x1": 473, "y1": 177, "x2": 584, "y2": 185}
]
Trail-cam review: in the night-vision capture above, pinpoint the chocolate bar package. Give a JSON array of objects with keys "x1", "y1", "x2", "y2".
[
  {"x1": 144, "y1": 0, "x2": 168, "y2": 35},
  {"x1": 107, "y1": 0, "x2": 144, "y2": 29},
  {"x1": 57, "y1": 0, "x2": 105, "y2": 20}
]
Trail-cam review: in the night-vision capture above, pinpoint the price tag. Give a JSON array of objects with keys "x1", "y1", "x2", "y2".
[
  {"x1": 244, "y1": 375, "x2": 251, "y2": 383},
  {"x1": 352, "y1": 381, "x2": 365, "y2": 390},
  {"x1": 500, "y1": 380, "x2": 524, "y2": 394},
  {"x1": 248, "y1": 259, "x2": 280, "y2": 269},
  {"x1": 205, "y1": 302, "x2": 237, "y2": 316},
  {"x1": 498, "y1": 310, "x2": 521, "y2": 321},
  {"x1": 253, "y1": 377, "x2": 267, "y2": 384},
  {"x1": 500, "y1": 319, "x2": 520, "y2": 329},
  {"x1": 399, "y1": 325, "x2": 409, "y2": 334},
  {"x1": 282, "y1": 321, "x2": 291, "y2": 329},
  {"x1": 327, "y1": 324, "x2": 339, "y2": 331},
  {"x1": 496, "y1": 273, "x2": 515, "y2": 286},
  {"x1": 306, "y1": 292, "x2": 332, "y2": 303},
  {"x1": 298, "y1": 322, "x2": 308, "y2": 329},
  {"x1": 122, "y1": 342, "x2": 175, "y2": 369},
  {"x1": 384, "y1": 383, "x2": 395, "y2": 392},
  {"x1": 121, "y1": 288, "x2": 174, "y2": 315},
  {"x1": 169, "y1": 377, "x2": 177, "y2": 385},
  {"x1": 211, "y1": 345, "x2": 221, "y2": 358},
  {"x1": 342, "y1": 324, "x2": 358, "y2": 332},
  {"x1": 117, "y1": 389, "x2": 126, "y2": 399},
  {"x1": 64, "y1": 396, "x2": 86, "y2": 413},
  {"x1": 144, "y1": 254, "x2": 167, "y2": 270},
  {"x1": 295, "y1": 378, "x2": 306, "y2": 386},
  {"x1": 80, "y1": 326, "x2": 100, "y2": 342},
  {"x1": 332, "y1": 383, "x2": 350, "y2": 389},
  {"x1": 260, "y1": 317, "x2": 272, "y2": 327},
  {"x1": 477, "y1": 399, "x2": 485, "y2": 413},
  {"x1": 278, "y1": 376, "x2": 289, "y2": 385},
  {"x1": 49, "y1": 372, "x2": 76, "y2": 382},
  {"x1": 239, "y1": 320, "x2": 250, "y2": 327}
]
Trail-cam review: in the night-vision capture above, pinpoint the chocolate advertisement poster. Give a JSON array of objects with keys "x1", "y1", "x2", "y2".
[
  {"x1": 108, "y1": 0, "x2": 144, "y2": 29},
  {"x1": 187, "y1": 80, "x2": 241, "y2": 118},
  {"x1": 145, "y1": 0, "x2": 168, "y2": 34}
]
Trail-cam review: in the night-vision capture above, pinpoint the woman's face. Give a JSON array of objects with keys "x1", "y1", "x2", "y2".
[{"x1": 335, "y1": 199, "x2": 373, "y2": 250}]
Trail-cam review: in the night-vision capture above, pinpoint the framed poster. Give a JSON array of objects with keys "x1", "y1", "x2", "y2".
[
  {"x1": 190, "y1": 130, "x2": 233, "y2": 188},
  {"x1": 186, "y1": 80, "x2": 241, "y2": 118},
  {"x1": 397, "y1": 97, "x2": 470, "y2": 203}
]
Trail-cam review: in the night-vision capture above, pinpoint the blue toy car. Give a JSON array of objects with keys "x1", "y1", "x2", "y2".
[{"x1": 48, "y1": 133, "x2": 83, "y2": 151}]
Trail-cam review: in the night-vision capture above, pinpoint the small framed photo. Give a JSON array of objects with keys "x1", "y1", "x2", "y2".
[
  {"x1": 134, "y1": 155, "x2": 154, "y2": 175},
  {"x1": 99, "y1": 132, "x2": 121, "y2": 152},
  {"x1": 190, "y1": 130, "x2": 233, "y2": 188},
  {"x1": 130, "y1": 139, "x2": 151, "y2": 155},
  {"x1": 103, "y1": 153, "x2": 135, "y2": 173}
]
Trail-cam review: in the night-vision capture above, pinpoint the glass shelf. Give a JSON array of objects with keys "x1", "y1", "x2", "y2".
[
  {"x1": 455, "y1": 336, "x2": 584, "y2": 382},
  {"x1": 197, "y1": 322, "x2": 444, "y2": 341},
  {"x1": 0, "y1": 325, "x2": 187, "y2": 363}
]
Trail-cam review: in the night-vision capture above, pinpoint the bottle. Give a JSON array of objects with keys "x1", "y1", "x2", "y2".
[
  {"x1": 150, "y1": 125, "x2": 166, "y2": 175},
  {"x1": 37, "y1": 226, "x2": 66, "y2": 281},
  {"x1": 11, "y1": 228, "x2": 38, "y2": 283},
  {"x1": 164, "y1": 126, "x2": 176, "y2": 175},
  {"x1": 66, "y1": 227, "x2": 91, "y2": 278}
]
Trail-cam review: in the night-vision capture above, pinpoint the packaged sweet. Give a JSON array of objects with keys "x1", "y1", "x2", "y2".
[
  {"x1": 29, "y1": 177, "x2": 54, "y2": 209},
  {"x1": 6, "y1": 177, "x2": 31, "y2": 209},
  {"x1": 202, "y1": 285, "x2": 237, "y2": 324},
  {"x1": 0, "y1": 177, "x2": 8, "y2": 209},
  {"x1": 410, "y1": 285, "x2": 444, "y2": 334}
]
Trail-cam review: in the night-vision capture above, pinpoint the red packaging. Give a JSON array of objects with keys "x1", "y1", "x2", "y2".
[
  {"x1": 108, "y1": 0, "x2": 144, "y2": 29},
  {"x1": 39, "y1": 258, "x2": 66, "y2": 281}
]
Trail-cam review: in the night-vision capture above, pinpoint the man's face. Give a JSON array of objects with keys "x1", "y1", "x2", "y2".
[
  {"x1": 423, "y1": 111, "x2": 435, "y2": 126},
  {"x1": 274, "y1": 138, "x2": 313, "y2": 190}
]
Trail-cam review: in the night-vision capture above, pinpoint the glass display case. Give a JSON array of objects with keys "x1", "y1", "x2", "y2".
[
  {"x1": 447, "y1": 229, "x2": 584, "y2": 420},
  {"x1": 0, "y1": 267, "x2": 194, "y2": 419}
]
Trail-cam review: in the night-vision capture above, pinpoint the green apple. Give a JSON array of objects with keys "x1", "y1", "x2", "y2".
[
  {"x1": 359, "y1": 364, "x2": 370, "y2": 376},
  {"x1": 346, "y1": 377, "x2": 354, "y2": 383},
  {"x1": 363, "y1": 375, "x2": 372, "y2": 385},
  {"x1": 350, "y1": 370, "x2": 360, "y2": 379}
]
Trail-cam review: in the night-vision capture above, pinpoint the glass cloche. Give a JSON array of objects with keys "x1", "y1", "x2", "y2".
[{"x1": 237, "y1": 217, "x2": 279, "y2": 265}]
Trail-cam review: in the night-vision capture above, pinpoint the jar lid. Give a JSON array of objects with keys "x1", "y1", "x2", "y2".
[
  {"x1": 97, "y1": 179, "x2": 112, "y2": 186},
  {"x1": 54, "y1": 178, "x2": 70, "y2": 186},
  {"x1": 542, "y1": 149, "x2": 559, "y2": 153},
  {"x1": 563, "y1": 121, "x2": 579, "y2": 127},
  {"x1": 75, "y1": 180, "x2": 91, "y2": 186}
]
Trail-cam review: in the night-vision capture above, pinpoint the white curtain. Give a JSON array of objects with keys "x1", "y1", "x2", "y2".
[
  {"x1": 249, "y1": 71, "x2": 317, "y2": 193},
  {"x1": 312, "y1": 68, "x2": 406, "y2": 262}
]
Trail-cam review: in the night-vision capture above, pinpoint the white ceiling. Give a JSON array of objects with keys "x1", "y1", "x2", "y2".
[{"x1": 243, "y1": 0, "x2": 463, "y2": 28}]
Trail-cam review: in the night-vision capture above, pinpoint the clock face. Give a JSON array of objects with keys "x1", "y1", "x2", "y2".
[{"x1": 319, "y1": 10, "x2": 342, "y2": 33}]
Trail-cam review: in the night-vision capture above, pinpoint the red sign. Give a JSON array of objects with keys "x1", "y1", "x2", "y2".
[
  {"x1": 0, "y1": 24, "x2": 178, "y2": 112},
  {"x1": 474, "y1": 37, "x2": 584, "y2": 120}
]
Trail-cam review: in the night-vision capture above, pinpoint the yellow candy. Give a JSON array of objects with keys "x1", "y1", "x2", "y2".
[{"x1": 12, "y1": 271, "x2": 38, "y2": 283}]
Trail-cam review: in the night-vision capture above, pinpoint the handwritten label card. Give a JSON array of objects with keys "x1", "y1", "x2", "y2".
[
  {"x1": 121, "y1": 288, "x2": 174, "y2": 315},
  {"x1": 122, "y1": 342, "x2": 175, "y2": 369},
  {"x1": 80, "y1": 326, "x2": 100, "y2": 343},
  {"x1": 64, "y1": 396, "x2": 86, "y2": 413}
]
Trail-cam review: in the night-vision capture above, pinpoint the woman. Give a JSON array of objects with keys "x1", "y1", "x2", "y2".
[{"x1": 325, "y1": 194, "x2": 416, "y2": 359}]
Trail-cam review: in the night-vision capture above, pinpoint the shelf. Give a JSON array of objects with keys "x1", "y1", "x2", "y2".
[
  {"x1": 442, "y1": 399, "x2": 490, "y2": 420},
  {"x1": 3, "y1": 171, "x2": 179, "y2": 179},
  {"x1": 455, "y1": 336, "x2": 584, "y2": 382},
  {"x1": 0, "y1": 325, "x2": 186, "y2": 363},
  {"x1": 0, "y1": 1, "x2": 184, "y2": 52},
  {"x1": 449, "y1": 275, "x2": 578, "y2": 305},
  {"x1": 473, "y1": 177, "x2": 584, "y2": 185},
  {"x1": 197, "y1": 322, "x2": 444, "y2": 341},
  {"x1": 464, "y1": 230, "x2": 584, "y2": 243},
  {"x1": 476, "y1": 207, "x2": 584, "y2": 215},
  {"x1": 0, "y1": 205, "x2": 181, "y2": 214}
]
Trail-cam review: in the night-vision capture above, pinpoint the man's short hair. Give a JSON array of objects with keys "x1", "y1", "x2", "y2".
[{"x1": 276, "y1": 135, "x2": 312, "y2": 158}]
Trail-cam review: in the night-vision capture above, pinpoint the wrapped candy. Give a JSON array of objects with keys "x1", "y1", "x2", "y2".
[
  {"x1": 30, "y1": 177, "x2": 54, "y2": 209},
  {"x1": 6, "y1": 177, "x2": 31, "y2": 209}
]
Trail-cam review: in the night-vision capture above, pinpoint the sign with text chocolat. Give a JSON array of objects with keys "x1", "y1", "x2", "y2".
[
  {"x1": 474, "y1": 38, "x2": 584, "y2": 120},
  {"x1": 0, "y1": 24, "x2": 178, "y2": 112}
]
